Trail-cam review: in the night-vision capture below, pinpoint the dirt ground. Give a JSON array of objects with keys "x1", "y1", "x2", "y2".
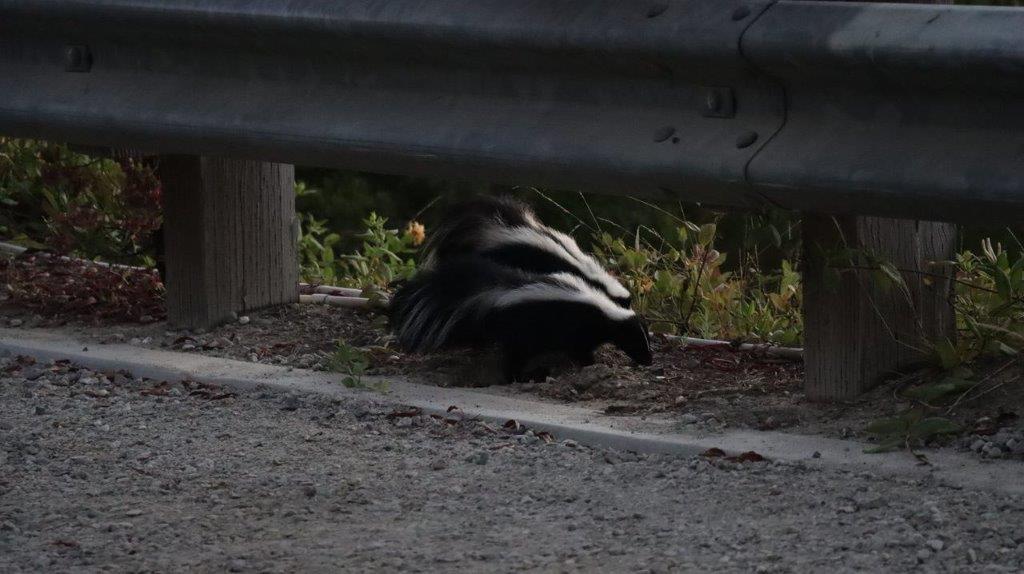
[
  {"x1": 2, "y1": 253, "x2": 1022, "y2": 453},
  {"x1": 5, "y1": 357, "x2": 1024, "y2": 573}
]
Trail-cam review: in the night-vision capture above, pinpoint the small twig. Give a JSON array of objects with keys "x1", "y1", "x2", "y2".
[
  {"x1": 945, "y1": 357, "x2": 1019, "y2": 415},
  {"x1": 681, "y1": 250, "x2": 710, "y2": 335},
  {"x1": 836, "y1": 264, "x2": 1002, "y2": 296}
]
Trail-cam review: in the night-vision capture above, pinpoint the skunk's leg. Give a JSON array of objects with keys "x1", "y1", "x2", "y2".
[{"x1": 568, "y1": 347, "x2": 597, "y2": 367}]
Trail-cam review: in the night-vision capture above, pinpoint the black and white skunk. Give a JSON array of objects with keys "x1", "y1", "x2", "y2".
[
  {"x1": 389, "y1": 196, "x2": 652, "y2": 382},
  {"x1": 389, "y1": 255, "x2": 652, "y2": 382},
  {"x1": 419, "y1": 195, "x2": 633, "y2": 308}
]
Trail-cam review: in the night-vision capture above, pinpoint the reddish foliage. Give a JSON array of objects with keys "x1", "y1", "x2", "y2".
[{"x1": 0, "y1": 253, "x2": 165, "y2": 324}]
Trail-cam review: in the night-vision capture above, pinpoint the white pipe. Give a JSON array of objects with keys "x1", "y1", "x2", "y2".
[
  {"x1": 299, "y1": 293, "x2": 370, "y2": 308},
  {"x1": 667, "y1": 335, "x2": 803, "y2": 361}
]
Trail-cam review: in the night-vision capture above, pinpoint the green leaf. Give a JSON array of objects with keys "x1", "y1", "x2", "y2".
[
  {"x1": 933, "y1": 339, "x2": 962, "y2": 371},
  {"x1": 864, "y1": 439, "x2": 905, "y2": 454},
  {"x1": 698, "y1": 223, "x2": 716, "y2": 247},
  {"x1": 908, "y1": 418, "x2": 962, "y2": 442},
  {"x1": 865, "y1": 417, "x2": 909, "y2": 436},
  {"x1": 902, "y1": 378, "x2": 974, "y2": 403}
]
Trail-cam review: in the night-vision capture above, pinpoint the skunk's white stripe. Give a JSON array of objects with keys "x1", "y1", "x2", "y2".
[
  {"x1": 481, "y1": 226, "x2": 631, "y2": 302},
  {"x1": 398, "y1": 271, "x2": 634, "y2": 352},
  {"x1": 543, "y1": 228, "x2": 631, "y2": 300},
  {"x1": 493, "y1": 272, "x2": 635, "y2": 321}
]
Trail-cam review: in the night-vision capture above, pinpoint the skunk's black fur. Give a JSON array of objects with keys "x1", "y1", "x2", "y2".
[
  {"x1": 421, "y1": 195, "x2": 633, "y2": 308},
  {"x1": 389, "y1": 255, "x2": 652, "y2": 383}
]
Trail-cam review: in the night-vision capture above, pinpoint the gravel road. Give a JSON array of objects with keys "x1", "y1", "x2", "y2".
[{"x1": 2, "y1": 355, "x2": 1023, "y2": 573}]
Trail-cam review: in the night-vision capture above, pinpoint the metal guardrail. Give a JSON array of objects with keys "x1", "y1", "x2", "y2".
[{"x1": 0, "y1": 0, "x2": 1022, "y2": 223}]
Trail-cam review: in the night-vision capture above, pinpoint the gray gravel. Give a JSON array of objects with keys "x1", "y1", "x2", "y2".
[{"x1": 2, "y1": 355, "x2": 1024, "y2": 573}]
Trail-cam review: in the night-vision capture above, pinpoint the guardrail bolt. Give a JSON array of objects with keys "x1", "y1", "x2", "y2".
[
  {"x1": 735, "y1": 131, "x2": 759, "y2": 149},
  {"x1": 646, "y1": 3, "x2": 668, "y2": 18},
  {"x1": 702, "y1": 87, "x2": 736, "y2": 118},
  {"x1": 706, "y1": 91, "x2": 723, "y2": 114},
  {"x1": 732, "y1": 6, "x2": 751, "y2": 21},
  {"x1": 64, "y1": 45, "x2": 92, "y2": 73},
  {"x1": 653, "y1": 126, "x2": 676, "y2": 143}
]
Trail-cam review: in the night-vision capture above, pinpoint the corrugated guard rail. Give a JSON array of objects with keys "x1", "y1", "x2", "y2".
[{"x1": 0, "y1": 0, "x2": 1021, "y2": 223}]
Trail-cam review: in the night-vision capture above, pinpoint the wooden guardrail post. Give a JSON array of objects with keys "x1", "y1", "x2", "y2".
[
  {"x1": 802, "y1": 215, "x2": 956, "y2": 400},
  {"x1": 158, "y1": 156, "x2": 297, "y2": 329}
]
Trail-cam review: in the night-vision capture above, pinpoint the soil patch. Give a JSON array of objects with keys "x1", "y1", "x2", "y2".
[{"x1": 2, "y1": 252, "x2": 1022, "y2": 455}]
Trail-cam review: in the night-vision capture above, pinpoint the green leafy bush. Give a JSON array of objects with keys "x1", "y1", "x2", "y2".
[
  {"x1": 297, "y1": 181, "x2": 421, "y2": 291},
  {"x1": 0, "y1": 138, "x2": 161, "y2": 265},
  {"x1": 593, "y1": 218, "x2": 802, "y2": 346}
]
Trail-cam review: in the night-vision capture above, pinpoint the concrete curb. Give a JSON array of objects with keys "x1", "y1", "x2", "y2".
[{"x1": 2, "y1": 327, "x2": 1021, "y2": 495}]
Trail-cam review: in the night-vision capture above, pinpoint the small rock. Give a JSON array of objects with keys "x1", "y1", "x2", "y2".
[
  {"x1": 917, "y1": 549, "x2": 932, "y2": 562},
  {"x1": 9, "y1": 318, "x2": 24, "y2": 327},
  {"x1": 811, "y1": 451, "x2": 822, "y2": 459},
  {"x1": 21, "y1": 366, "x2": 45, "y2": 380},
  {"x1": 238, "y1": 316, "x2": 250, "y2": 325},
  {"x1": 562, "y1": 440, "x2": 579, "y2": 449},
  {"x1": 228, "y1": 559, "x2": 247, "y2": 572},
  {"x1": 301, "y1": 485, "x2": 317, "y2": 498},
  {"x1": 970, "y1": 439, "x2": 987, "y2": 452},
  {"x1": 680, "y1": 414, "x2": 699, "y2": 425},
  {"x1": 465, "y1": 452, "x2": 489, "y2": 465},
  {"x1": 125, "y1": 509, "x2": 144, "y2": 517},
  {"x1": 986, "y1": 447, "x2": 1004, "y2": 458},
  {"x1": 429, "y1": 460, "x2": 447, "y2": 471},
  {"x1": 279, "y1": 395, "x2": 302, "y2": 411},
  {"x1": 33, "y1": 405, "x2": 47, "y2": 416},
  {"x1": 927, "y1": 539, "x2": 944, "y2": 552},
  {"x1": 1006, "y1": 438, "x2": 1019, "y2": 451},
  {"x1": 394, "y1": 417, "x2": 413, "y2": 428}
]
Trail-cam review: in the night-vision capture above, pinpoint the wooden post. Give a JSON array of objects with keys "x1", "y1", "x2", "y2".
[
  {"x1": 802, "y1": 215, "x2": 957, "y2": 400},
  {"x1": 802, "y1": 0, "x2": 957, "y2": 401},
  {"x1": 159, "y1": 156, "x2": 297, "y2": 329}
]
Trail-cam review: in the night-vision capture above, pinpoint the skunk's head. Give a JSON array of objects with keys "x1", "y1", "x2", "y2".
[{"x1": 615, "y1": 315, "x2": 653, "y2": 366}]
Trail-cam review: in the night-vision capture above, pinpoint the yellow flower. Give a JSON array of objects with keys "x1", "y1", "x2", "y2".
[{"x1": 405, "y1": 221, "x2": 426, "y2": 246}]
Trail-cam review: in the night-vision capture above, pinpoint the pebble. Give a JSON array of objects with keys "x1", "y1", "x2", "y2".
[
  {"x1": 679, "y1": 414, "x2": 699, "y2": 425},
  {"x1": 21, "y1": 366, "x2": 45, "y2": 380},
  {"x1": 429, "y1": 460, "x2": 447, "y2": 471},
  {"x1": 238, "y1": 316, "x2": 251, "y2": 325},
  {"x1": 301, "y1": 485, "x2": 317, "y2": 498},
  {"x1": 9, "y1": 318, "x2": 24, "y2": 327},
  {"x1": 562, "y1": 440, "x2": 579, "y2": 449},
  {"x1": 465, "y1": 452, "x2": 489, "y2": 465},
  {"x1": 280, "y1": 395, "x2": 302, "y2": 411},
  {"x1": 917, "y1": 549, "x2": 932, "y2": 562},
  {"x1": 33, "y1": 405, "x2": 47, "y2": 416},
  {"x1": 927, "y1": 539, "x2": 945, "y2": 552},
  {"x1": 971, "y1": 439, "x2": 987, "y2": 452}
]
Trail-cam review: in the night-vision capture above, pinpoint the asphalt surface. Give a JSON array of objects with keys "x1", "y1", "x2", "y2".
[{"x1": 2, "y1": 355, "x2": 1023, "y2": 573}]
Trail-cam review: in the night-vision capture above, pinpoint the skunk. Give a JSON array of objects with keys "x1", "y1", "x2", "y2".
[
  {"x1": 420, "y1": 196, "x2": 633, "y2": 308},
  {"x1": 389, "y1": 255, "x2": 652, "y2": 382}
]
